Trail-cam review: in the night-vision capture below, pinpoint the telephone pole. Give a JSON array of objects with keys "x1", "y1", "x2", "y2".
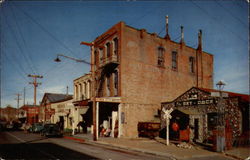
[
  {"x1": 15, "y1": 93, "x2": 22, "y2": 108},
  {"x1": 28, "y1": 74, "x2": 43, "y2": 106},
  {"x1": 23, "y1": 87, "x2": 26, "y2": 106},
  {"x1": 15, "y1": 93, "x2": 22, "y2": 119}
]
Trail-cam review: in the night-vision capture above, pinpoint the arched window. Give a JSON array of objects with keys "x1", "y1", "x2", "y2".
[
  {"x1": 106, "y1": 42, "x2": 111, "y2": 57},
  {"x1": 113, "y1": 38, "x2": 118, "y2": 55},
  {"x1": 114, "y1": 71, "x2": 118, "y2": 96},
  {"x1": 157, "y1": 47, "x2": 165, "y2": 67}
]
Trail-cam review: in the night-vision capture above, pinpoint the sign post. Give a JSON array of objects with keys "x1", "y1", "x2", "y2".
[{"x1": 162, "y1": 108, "x2": 173, "y2": 145}]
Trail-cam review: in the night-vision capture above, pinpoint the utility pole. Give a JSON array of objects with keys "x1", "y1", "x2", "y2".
[
  {"x1": 28, "y1": 74, "x2": 43, "y2": 106},
  {"x1": 15, "y1": 93, "x2": 22, "y2": 119},
  {"x1": 23, "y1": 87, "x2": 26, "y2": 106}
]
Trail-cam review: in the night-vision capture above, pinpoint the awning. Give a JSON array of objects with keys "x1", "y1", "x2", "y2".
[{"x1": 177, "y1": 109, "x2": 200, "y2": 115}]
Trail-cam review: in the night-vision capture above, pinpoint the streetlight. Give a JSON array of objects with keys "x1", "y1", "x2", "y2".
[
  {"x1": 54, "y1": 49, "x2": 98, "y2": 141},
  {"x1": 54, "y1": 53, "x2": 91, "y2": 135},
  {"x1": 216, "y1": 80, "x2": 226, "y2": 152},
  {"x1": 54, "y1": 54, "x2": 91, "y2": 65}
]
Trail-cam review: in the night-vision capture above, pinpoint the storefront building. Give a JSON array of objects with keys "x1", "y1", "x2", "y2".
[
  {"x1": 19, "y1": 105, "x2": 39, "y2": 124},
  {"x1": 39, "y1": 93, "x2": 73, "y2": 123},
  {"x1": 161, "y1": 87, "x2": 249, "y2": 147},
  {"x1": 73, "y1": 74, "x2": 92, "y2": 133},
  {"x1": 51, "y1": 97, "x2": 90, "y2": 132},
  {"x1": 86, "y1": 18, "x2": 214, "y2": 138}
]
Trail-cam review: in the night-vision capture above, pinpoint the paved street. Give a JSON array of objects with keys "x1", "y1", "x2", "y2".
[
  {"x1": 0, "y1": 131, "x2": 239, "y2": 160},
  {"x1": 0, "y1": 131, "x2": 170, "y2": 160}
]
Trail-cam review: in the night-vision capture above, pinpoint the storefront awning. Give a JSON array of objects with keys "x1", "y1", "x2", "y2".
[{"x1": 177, "y1": 109, "x2": 200, "y2": 115}]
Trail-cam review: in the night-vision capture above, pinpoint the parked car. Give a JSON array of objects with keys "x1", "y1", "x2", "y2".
[
  {"x1": 41, "y1": 123, "x2": 63, "y2": 137},
  {"x1": 28, "y1": 123, "x2": 44, "y2": 133},
  {"x1": 6, "y1": 123, "x2": 14, "y2": 131}
]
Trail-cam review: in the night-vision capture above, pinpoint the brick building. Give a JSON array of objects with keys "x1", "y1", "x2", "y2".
[
  {"x1": 19, "y1": 105, "x2": 39, "y2": 124},
  {"x1": 85, "y1": 17, "x2": 213, "y2": 138}
]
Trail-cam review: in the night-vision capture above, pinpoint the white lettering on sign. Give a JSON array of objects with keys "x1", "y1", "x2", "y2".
[{"x1": 95, "y1": 97, "x2": 121, "y2": 103}]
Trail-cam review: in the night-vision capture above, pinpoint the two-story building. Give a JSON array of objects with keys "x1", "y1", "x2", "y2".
[
  {"x1": 72, "y1": 74, "x2": 93, "y2": 133},
  {"x1": 83, "y1": 17, "x2": 213, "y2": 138}
]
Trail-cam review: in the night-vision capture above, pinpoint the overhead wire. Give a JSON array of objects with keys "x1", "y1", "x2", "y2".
[
  {"x1": 10, "y1": 4, "x2": 39, "y2": 75},
  {"x1": 190, "y1": 0, "x2": 247, "y2": 43},
  {"x1": 13, "y1": 4, "x2": 81, "y2": 59},
  {"x1": 2, "y1": 8, "x2": 34, "y2": 76},
  {"x1": 215, "y1": 1, "x2": 248, "y2": 28}
]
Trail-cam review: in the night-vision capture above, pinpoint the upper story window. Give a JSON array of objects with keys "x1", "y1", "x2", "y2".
[
  {"x1": 189, "y1": 57, "x2": 195, "y2": 73},
  {"x1": 94, "y1": 50, "x2": 98, "y2": 65},
  {"x1": 172, "y1": 51, "x2": 178, "y2": 70},
  {"x1": 106, "y1": 42, "x2": 111, "y2": 57},
  {"x1": 157, "y1": 47, "x2": 165, "y2": 67},
  {"x1": 114, "y1": 71, "x2": 119, "y2": 96},
  {"x1": 113, "y1": 38, "x2": 118, "y2": 55},
  {"x1": 99, "y1": 48, "x2": 103, "y2": 61}
]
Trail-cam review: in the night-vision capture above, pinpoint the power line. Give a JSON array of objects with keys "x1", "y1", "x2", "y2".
[
  {"x1": 10, "y1": 4, "x2": 39, "y2": 74},
  {"x1": 13, "y1": 4, "x2": 81, "y2": 59},
  {"x1": 1, "y1": 49, "x2": 29, "y2": 81},
  {"x1": 190, "y1": 0, "x2": 247, "y2": 43},
  {"x1": 215, "y1": 1, "x2": 248, "y2": 28},
  {"x1": 1, "y1": 9, "x2": 34, "y2": 76},
  {"x1": 28, "y1": 74, "x2": 43, "y2": 105}
]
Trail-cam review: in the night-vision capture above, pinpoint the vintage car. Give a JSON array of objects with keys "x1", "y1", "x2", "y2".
[
  {"x1": 41, "y1": 123, "x2": 63, "y2": 137},
  {"x1": 28, "y1": 123, "x2": 44, "y2": 133}
]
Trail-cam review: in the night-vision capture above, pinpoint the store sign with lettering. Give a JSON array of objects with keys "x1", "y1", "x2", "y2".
[{"x1": 175, "y1": 99, "x2": 217, "y2": 107}]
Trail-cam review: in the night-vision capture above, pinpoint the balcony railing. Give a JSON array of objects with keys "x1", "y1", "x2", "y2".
[{"x1": 99, "y1": 55, "x2": 118, "y2": 68}]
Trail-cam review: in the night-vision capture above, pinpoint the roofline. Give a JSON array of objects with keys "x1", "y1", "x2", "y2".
[
  {"x1": 124, "y1": 24, "x2": 213, "y2": 56},
  {"x1": 162, "y1": 86, "x2": 249, "y2": 104}
]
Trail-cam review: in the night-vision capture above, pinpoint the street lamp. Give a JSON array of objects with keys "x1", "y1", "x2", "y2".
[
  {"x1": 54, "y1": 48, "x2": 98, "y2": 141},
  {"x1": 54, "y1": 54, "x2": 91, "y2": 65},
  {"x1": 216, "y1": 80, "x2": 226, "y2": 152}
]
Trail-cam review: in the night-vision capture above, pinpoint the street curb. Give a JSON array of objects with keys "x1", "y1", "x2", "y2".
[
  {"x1": 63, "y1": 136, "x2": 85, "y2": 143},
  {"x1": 64, "y1": 136, "x2": 241, "y2": 160},
  {"x1": 86, "y1": 140, "x2": 177, "y2": 160}
]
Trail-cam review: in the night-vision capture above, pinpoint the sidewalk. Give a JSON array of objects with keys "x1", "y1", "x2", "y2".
[{"x1": 69, "y1": 134, "x2": 249, "y2": 160}]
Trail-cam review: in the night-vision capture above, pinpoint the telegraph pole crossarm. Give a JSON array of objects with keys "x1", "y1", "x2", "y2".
[{"x1": 28, "y1": 74, "x2": 43, "y2": 106}]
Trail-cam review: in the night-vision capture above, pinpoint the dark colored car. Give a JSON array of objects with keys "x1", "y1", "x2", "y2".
[
  {"x1": 41, "y1": 123, "x2": 63, "y2": 137},
  {"x1": 28, "y1": 123, "x2": 44, "y2": 133}
]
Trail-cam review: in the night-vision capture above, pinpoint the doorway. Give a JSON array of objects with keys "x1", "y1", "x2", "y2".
[{"x1": 194, "y1": 118, "x2": 199, "y2": 140}]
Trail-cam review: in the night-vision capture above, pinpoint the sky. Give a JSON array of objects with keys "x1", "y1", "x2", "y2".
[{"x1": 0, "y1": 0, "x2": 249, "y2": 108}]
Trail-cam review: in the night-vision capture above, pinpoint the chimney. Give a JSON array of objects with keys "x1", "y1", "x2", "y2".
[
  {"x1": 164, "y1": 15, "x2": 170, "y2": 40},
  {"x1": 180, "y1": 26, "x2": 185, "y2": 45},
  {"x1": 197, "y1": 29, "x2": 202, "y2": 51}
]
